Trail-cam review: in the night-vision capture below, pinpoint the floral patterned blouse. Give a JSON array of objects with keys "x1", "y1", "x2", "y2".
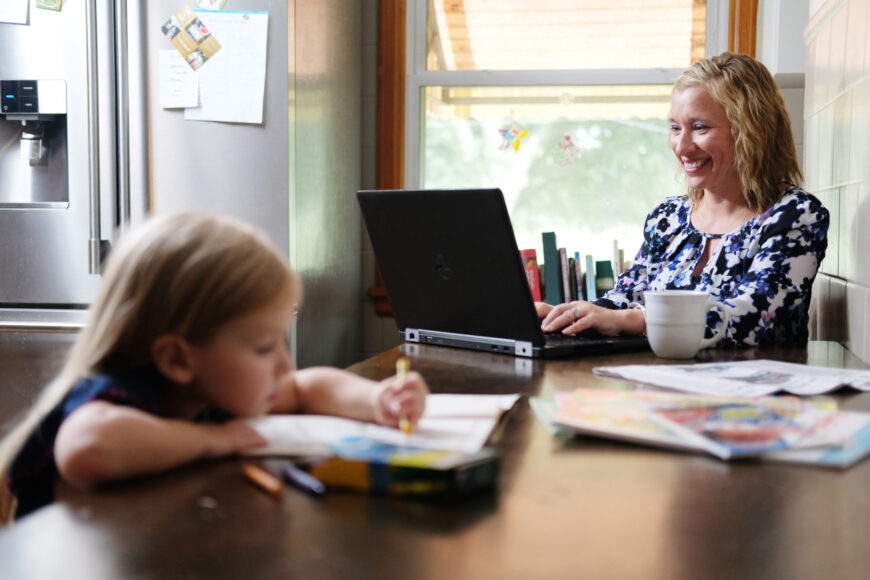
[{"x1": 596, "y1": 186, "x2": 829, "y2": 347}]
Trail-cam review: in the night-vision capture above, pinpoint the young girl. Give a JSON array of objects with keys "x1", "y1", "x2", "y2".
[{"x1": 0, "y1": 213, "x2": 428, "y2": 522}]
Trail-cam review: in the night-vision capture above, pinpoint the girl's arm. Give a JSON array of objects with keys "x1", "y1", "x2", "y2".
[
  {"x1": 270, "y1": 367, "x2": 428, "y2": 428},
  {"x1": 54, "y1": 401, "x2": 266, "y2": 489}
]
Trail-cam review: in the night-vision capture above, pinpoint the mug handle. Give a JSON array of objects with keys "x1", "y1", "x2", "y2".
[{"x1": 699, "y1": 300, "x2": 731, "y2": 349}]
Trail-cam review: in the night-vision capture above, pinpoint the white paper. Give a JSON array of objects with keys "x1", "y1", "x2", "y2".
[
  {"x1": 159, "y1": 50, "x2": 199, "y2": 108},
  {"x1": 184, "y1": 10, "x2": 268, "y2": 124},
  {"x1": 244, "y1": 393, "x2": 521, "y2": 456},
  {"x1": 0, "y1": 0, "x2": 28, "y2": 24},
  {"x1": 594, "y1": 359, "x2": 870, "y2": 397}
]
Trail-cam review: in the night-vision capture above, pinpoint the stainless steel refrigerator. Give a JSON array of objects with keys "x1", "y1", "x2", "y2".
[{"x1": 0, "y1": 0, "x2": 362, "y2": 368}]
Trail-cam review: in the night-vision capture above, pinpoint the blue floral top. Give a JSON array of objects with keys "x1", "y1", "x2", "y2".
[{"x1": 595, "y1": 186, "x2": 829, "y2": 347}]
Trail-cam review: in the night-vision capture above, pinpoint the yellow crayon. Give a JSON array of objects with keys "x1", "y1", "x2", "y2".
[{"x1": 396, "y1": 356, "x2": 413, "y2": 435}]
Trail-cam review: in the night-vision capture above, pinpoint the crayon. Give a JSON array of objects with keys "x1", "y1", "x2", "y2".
[
  {"x1": 283, "y1": 462, "x2": 326, "y2": 496},
  {"x1": 395, "y1": 356, "x2": 413, "y2": 435},
  {"x1": 242, "y1": 463, "x2": 283, "y2": 498}
]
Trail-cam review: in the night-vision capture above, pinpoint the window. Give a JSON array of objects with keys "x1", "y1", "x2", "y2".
[{"x1": 405, "y1": 0, "x2": 728, "y2": 272}]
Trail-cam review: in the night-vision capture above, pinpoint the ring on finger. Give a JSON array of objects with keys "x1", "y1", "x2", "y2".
[{"x1": 571, "y1": 307, "x2": 580, "y2": 322}]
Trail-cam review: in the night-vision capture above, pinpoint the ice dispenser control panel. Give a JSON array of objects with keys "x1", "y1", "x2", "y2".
[{"x1": 1, "y1": 80, "x2": 66, "y2": 116}]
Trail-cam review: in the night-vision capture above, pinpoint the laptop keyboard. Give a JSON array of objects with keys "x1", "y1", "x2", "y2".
[{"x1": 543, "y1": 331, "x2": 613, "y2": 345}]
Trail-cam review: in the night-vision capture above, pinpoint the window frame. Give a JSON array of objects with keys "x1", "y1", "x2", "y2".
[{"x1": 403, "y1": 0, "x2": 730, "y2": 189}]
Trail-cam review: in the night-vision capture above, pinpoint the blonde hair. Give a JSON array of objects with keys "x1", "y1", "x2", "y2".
[
  {"x1": 0, "y1": 212, "x2": 300, "y2": 523},
  {"x1": 673, "y1": 52, "x2": 803, "y2": 213}
]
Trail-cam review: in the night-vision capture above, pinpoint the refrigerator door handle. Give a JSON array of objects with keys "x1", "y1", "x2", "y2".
[
  {"x1": 85, "y1": 0, "x2": 103, "y2": 274},
  {"x1": 115, "y1": 0, "x2": 130, "y2": 232}
]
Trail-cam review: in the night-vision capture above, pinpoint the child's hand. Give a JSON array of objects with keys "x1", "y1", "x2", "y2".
[
  {"x1": 204, "y1": 420, "x2": 268, "y2": 458},
  {"x1": 372, "y1": 371, "x2": 429, "y2": 429}
]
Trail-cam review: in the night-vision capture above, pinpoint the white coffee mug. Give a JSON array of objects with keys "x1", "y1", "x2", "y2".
[{"x1": 643, "y1": 290, "x2": 730, "y2": 359}]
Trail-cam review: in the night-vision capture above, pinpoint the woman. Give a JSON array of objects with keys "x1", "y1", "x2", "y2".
[{"x1": 538, "y1": 52, "x2": 829, "y2": 347}]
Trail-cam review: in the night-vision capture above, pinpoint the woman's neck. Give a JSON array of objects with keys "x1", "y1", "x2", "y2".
[{"x1": 691, "y1": 190, "x2": 758, "y2": 235}]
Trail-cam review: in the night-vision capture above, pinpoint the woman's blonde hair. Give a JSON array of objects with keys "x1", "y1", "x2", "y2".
[
  {"x1": 0, "y1": 212, "x2": 300, "y2": 523},
  {"x1": 674, "y1": 52, "x2": 803, "y2": 213}
]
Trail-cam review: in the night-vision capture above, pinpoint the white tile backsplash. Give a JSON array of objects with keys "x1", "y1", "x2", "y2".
[{"x1": 807, "y1": 0, "x2": 870, "y2": 363}]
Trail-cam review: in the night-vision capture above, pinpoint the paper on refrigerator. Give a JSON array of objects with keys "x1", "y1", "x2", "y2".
[{"x1": 184, "y1": 9, "x2": 269, "y2": 124}]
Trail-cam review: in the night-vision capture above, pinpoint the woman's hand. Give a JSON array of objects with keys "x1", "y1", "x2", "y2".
[
  {"x1": 372, "y1": 370, "x2": 429, "y2": 429},
  {"x1": 540, "y1": 301, "x2": 642, "y2": 337}
]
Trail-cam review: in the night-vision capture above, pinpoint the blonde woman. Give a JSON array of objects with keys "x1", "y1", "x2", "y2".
[
  {"x1": 540, "y1": 52, "x2": 829, "y2": 347},
  {"x1": 1, "y1": 213, "x2": 428, "y2": 522}
]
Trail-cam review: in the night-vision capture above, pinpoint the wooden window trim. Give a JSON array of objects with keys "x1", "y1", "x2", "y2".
[
  {"x1": 369, "y1": 0, "x2": 405, "y2": 316},
  {"x1": 370, "y1": 0, "x2": 758, "y2": 317},
  {"x1": 728, "y1": 0, "x2": 758, "y2": 57}
]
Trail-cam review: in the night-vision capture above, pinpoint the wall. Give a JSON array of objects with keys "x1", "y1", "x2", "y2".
[
  {"x1": 293, "y1": 0, "x2": 364, "y2": 368},
  {"x1": 805, "y1": 0, "x2": 870, "y2": 363},
  {"x1": 360, "y1": 1, "x2": 403, "y2": 360}
]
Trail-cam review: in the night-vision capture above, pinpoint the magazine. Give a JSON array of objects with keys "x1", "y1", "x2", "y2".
[
  {"x1": 593, "y1": 359, "x2": 870, "y2": 397},
  {"x1": 544, "y1": 388, "x2": 833, "y2": 455},
  {"x1": 650, "y1": 403, "x2": 847, "y2": 460}
]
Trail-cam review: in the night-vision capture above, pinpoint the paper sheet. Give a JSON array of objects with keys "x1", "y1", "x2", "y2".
[
  {"x1": 0, "y1": 0, "x2": 28, "y2": 24},
  {"x1": 594, "y1": 359, "x2": 870, "y2": 397},
  {"x1": 159, "y1": 50, "x2": 199, "y2": 108},
  {"x1": 244, "y1": 393, "x2": 521, "y2": 456},
  {"x1": 184, "y1": 9, "x2": 269, "y2": 124}
]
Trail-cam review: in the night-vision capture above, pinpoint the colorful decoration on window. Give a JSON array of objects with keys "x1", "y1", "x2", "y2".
[
  {"x1": 498, "y1": 117, "x2": 529, "y2": 152},
  {"x1": 551, "y1": 135, "x2": 579, "y2": 166}
]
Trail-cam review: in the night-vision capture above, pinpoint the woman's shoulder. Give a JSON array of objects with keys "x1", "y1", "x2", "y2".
[
  {"x1": 759, "y1": 186, "x2": 829, "y2": 229},
  {"x1": 643, "y1": 195, "x2": 690, "y2": 231}
]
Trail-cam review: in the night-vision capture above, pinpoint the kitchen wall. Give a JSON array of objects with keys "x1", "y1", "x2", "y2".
[
  {"x1": 805, "y1": 0, "x2": 870, "y2": 363},
  {"x1": 360, "y1": 0, "x2": 403, "y2": 360}
]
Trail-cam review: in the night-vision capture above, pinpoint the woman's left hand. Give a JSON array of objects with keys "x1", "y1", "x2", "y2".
[
  {"x1": 372, "y1": 371, "x2": 429, "y2": 428},
  {"x1": 540, "y1": 301, "x2": 626, "y2": 336}
]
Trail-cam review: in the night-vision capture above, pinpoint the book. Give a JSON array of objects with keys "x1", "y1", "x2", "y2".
[
  {"x1": 573, "y1": 252, "x2": 585, "y2": 301},
  {"x1": 541, "y1": 232, "x2": 563, "y2": 304},
  {"x1": 595, "y1": 260, "x2": 614, "y2": 296},
  {"x1": 559, "y1": 248, "x2": 572, "y2": 302},
  {"x1": 651, "y1": 403, "x2": 846, "y2": 460},
  {"x1": 520, "y1": 249, "x2": 542, "y2": 301},
  {"x1": 303, "y1": 437, "x2": 500, "y2": 496},
  {"x1": 244, "y1": 393, "x2": 521, "y2": 457},
  {"x1": 584, "y1": 254, "x2": 596, "y2": 300},
  {"x1": 568, "y1": 257, "x2": 578, "y2": 302}
]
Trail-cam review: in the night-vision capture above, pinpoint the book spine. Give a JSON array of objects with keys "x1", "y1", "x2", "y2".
[
  {"x1": 559, "y1": 248, "x2": 571, "y2": 302},
  {"x1": 541, "y1": 232, "x2": 563, "y2": 304},
  {"x1": 584, "y1": 255, "x2": 596, "y2": 300},
  {"x1": 520, "y1": 249, "x2": 542, "y2": 301},
  {"x1": 574, "y1": 251, "x2": 585, "y2": 301}
]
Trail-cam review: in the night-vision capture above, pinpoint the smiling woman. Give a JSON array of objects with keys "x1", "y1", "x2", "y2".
[{"x1": 539, "y1": 52, "x2": 830, "y2": 349}]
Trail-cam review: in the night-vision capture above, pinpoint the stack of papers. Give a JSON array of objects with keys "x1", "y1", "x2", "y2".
[
  {"x1": 244, "y1": 393, "x2": 520, "y2": 457},
  {"x1": 531, "y1": 388, "x2": 870, "y2": 468},
  {"x1": 593, "y1": 359, "x2": 870, "y2": 397}
]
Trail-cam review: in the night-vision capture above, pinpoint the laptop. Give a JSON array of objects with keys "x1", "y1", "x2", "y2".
[{"x1": 357, "y1": 188, "x2": 649, "y2": 358}]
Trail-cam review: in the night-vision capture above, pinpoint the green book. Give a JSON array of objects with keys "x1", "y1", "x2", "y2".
[{"x1": 542, "y1": 232, "x2": 563, "y2": 304}]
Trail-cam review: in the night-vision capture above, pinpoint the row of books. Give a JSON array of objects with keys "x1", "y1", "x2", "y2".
[
  {"x1": 530, "y1": 387, "x2": 870, "y2": 468},
  {"x1": 521, "y1": 232, "x2": 625, "y2": 304}
]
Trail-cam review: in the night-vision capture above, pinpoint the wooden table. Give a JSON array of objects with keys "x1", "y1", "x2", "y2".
[{"x1": 2, "y1": 341, "x2": 870, "y2": 579}]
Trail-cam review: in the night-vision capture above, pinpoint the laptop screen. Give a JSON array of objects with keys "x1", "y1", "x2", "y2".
[{"x1": 358, "y1": 188, "x2": 546, "y2": 347}]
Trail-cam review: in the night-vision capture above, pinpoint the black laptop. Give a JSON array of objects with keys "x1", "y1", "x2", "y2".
[{"x1": 357, "y1": 188, "x2": 649, "y2": 358}]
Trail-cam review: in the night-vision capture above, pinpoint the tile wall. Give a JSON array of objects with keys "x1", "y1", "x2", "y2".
[{"x1": 806, "y1": 0, "x2": 870, "y2": 363}]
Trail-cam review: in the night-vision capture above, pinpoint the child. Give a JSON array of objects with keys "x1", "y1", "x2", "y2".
[{"x1": 0, "y1": 213, "x2": 428, "y2": 522}]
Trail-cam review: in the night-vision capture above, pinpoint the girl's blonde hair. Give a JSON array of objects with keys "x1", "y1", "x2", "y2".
[
  {"x1": 674, "y1": 52, "x2": 803, "y2": 213},
  {"x1": 0, "y1": 212, "x2": 300, "y2": 523}
]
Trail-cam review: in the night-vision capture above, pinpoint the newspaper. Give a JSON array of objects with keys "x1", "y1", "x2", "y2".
[{"x1": 593, "y1": 359, "x2": 870, "y2": 397}]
